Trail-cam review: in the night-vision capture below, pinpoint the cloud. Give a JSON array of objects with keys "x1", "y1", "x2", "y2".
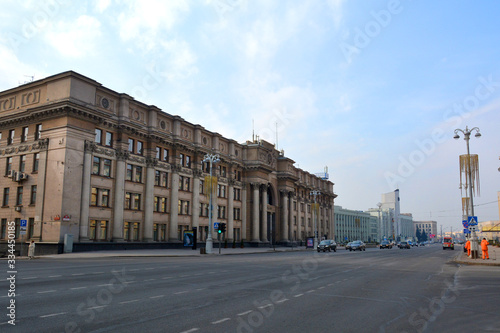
[{"x1": 45, "y1": 15, "x2": 102, "y2": 58}]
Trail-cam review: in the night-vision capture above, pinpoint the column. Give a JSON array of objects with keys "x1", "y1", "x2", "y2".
[
  {"x1": 281, "y1": 190, "x2": 289, "y2": 242},
  {"x1": 143, "y1": 159, "x2": 156, "y2": 242},
  {"x1": 241, "y1": 183, "x2": 247, "y2": 240},
  {"x1": 261, "y1": 184, "x2": 268, "y2": 242},
  {"x1": 112, "y1": 149, "x2": 127, "y2": 241},
  {"x1": 288, "y1": 193, "x2": 293, "y2": 241},
  {"x1": 227, "y1": 179, "x2": 234, "y2": 243},
  {"x1": 169, "y1": 168, "x2": 180, "y2": 241},
  {"x1": 79, "y1": 141, "x2": 93, "y2": 241},
  {"x1": 252, "y1": 183, "x2": 260, "y2": 242},
  {"x1": 192, "y1": 170, "x2": 201, "y2": 230},
  {"x1": 33, "y1": 139, "x2": 49, "y2": 241}
]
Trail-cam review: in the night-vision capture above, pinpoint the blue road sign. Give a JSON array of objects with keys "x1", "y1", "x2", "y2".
[
  {"x1": 463, "y1": 229, "x2": 471, "y2": 234},
  {"x1": 214, "y1": 222, "x2": 219, "y2": 229},
  {"x1": 20, "y1": 219, "x2": 27, "y2": 227},
  {"x1": 468, "y1": 216, "x2": 478, "y2": 226},
  {"x1": 462, "y1": 220, "x2": 468, "y2": 228}
]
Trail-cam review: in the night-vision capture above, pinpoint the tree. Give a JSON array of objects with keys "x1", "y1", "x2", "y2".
[
  {"x1": 416, "y1": 227, "x2": 422, "y2": 243},
  {"x1": 421, "y1": 230, "x2": 428, "y2": 242}
]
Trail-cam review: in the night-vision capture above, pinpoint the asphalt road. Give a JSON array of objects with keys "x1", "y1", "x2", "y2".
[{"x1": 1, "y1": 245, "x2": 499, "y2": 333}]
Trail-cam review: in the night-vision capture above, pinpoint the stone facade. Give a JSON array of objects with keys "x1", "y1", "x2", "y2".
[{"x1": 0, "y1": 71, "x2": 336, "y2": 252}]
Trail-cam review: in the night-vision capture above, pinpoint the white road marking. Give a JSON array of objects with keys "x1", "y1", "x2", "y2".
[
  {"x1": 119, "y1": 299, "x2": 139, "y2": 304},
  {"x1": 276, "y1": 298, "x2": 289, "y2": 304},
  {"x1": 212, "y1": 318, "x2": 230, "y2": 324},
  {"x1": 180, "y1": 328, "x2": 199, "y2": 333},
  {"x1": 258, "y1": 304, "x2": 273, "y2": 309},
  {"x1": 21, "y1": 277, "x2": 37, "y2": 280},
  {"x1": 88, "y1": 305, "x2": 106, "y2": 310},
  {"x1": 98, "y1": 284, "x2": 112, "y2": 287},
  {"x1": 174, "y1": 291, "x2": 188, "y2": 295},
  {"x1": 150, "y1": 295, "x2": 165, "y2": 299},
  {"x1": 37, "y1": 290, "x2": 56, "y2": 294},
  {"x1": 294, "y1": 294, "x2": 304, "y2": 298},
  {"x1": 72, "y1": 273, "x2": 84, "y2": 276},
  {"x1": 237, "y1": 310, "x2": 253, "y2": 316},
  {"x1": 70, "y1": 287, "x2": 87, "y2": 290},
  {"x1": 40, "y1": 312, "x2": 67, "y2": 318},
  {"x1": 306, "y1": 290, "x2": 315, "y2": 293},
  {"x1": 48, "y1": 275, "x2": 62, "y2": 278}
]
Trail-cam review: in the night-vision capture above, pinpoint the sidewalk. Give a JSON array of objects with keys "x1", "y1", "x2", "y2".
[
  {"x1": 38, "y1": 245, "x2": 309, "y2": 259},
  {"x1": 454, "y1": 244, "x2": 500, "y2": 266}
]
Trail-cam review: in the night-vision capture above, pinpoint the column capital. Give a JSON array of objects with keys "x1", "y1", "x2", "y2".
[
  {"x1": 115, "y1": 148, "x2": 130, "y2": 161},
  {"x1": 146, "y1": 157, "x2": 158, "y2": 168},
  {"x1": 84, "y1": 140, "x2": 96, "y2": 153}
]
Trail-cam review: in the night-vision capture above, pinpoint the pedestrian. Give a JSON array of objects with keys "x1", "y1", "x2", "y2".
[
  {"x1": 465, "y1": 239, "x2": 471, "y2": 257},
  {"x1": 481, "y1": 238, "x2": 489, "y2": 260},
  {"x1": 28, "y1": 240, "x2": 36, "y2": 259}
]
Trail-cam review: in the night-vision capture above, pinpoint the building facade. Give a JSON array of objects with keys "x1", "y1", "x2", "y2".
[
  {"x1": 413, "y1": 220, "x2": 437, "y2": 241},
  {"x1": 0, "y1": 71, "x2": 336, "y2": 253},
  {"x1": 334, "y1": 206, "x2": 374, "y2": 243}
]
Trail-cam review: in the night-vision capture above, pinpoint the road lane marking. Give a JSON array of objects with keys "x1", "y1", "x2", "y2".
[
  {"x1": 37, "y1": 290, "x2": 56, "y2": 294},
  {"x1": 145, "y1": 268, "x2": 155, "y2": 270},
  {"x1": 70, "y1": 287, "x2": 88, "y2": 290},
  {"x1": 150, "y1": 295, "x2": 165, "y2": 299},
  {"x1": 119, "y1": 299, "x2": 139, "y2": 304},
  {"x1": 294, "y1": 294, "x2": 304, "y2": 298},
  {"x1": 258, "y1": 304, "x2": 273, "y2": 309},
  {"x1": 306, "y1": 290, "x2": 315, "y2": 293},
  {"x1": 180, "y1": 328, "x2": 199, "y2": 333},
  {"x1": 130, "y1": 269, "x2": 140, "y2": 271},
  {"x1": 98, "y1": 284, "x2": 112, "y2": 287},
  {"x1": 92, "y1": 272, "x2": 104, "y2": 274},
  {"x1": 72, "y1": 273, "x2": 84, "y2": 276},
  {"x1": 162, "y1": 277, "x2": 173, "y2": 279},
  {"x1": 40, "y1": 312, "x2": 67, "y2": 318},
  {"x1": 144, "y1": 279, "x2": 156, "y2": 282},
  {"x1": 88, "y1": 305, "x2": 106, "y2": 310},
  {"x1": 174, "y1": 291, "x2": 188, "y2": 295},
  {"x1": 195, "y1": 288, "x2": 205, "y2": 291},
  {"x1": 276, "y1": 298, "x2": 289, "y2": 304},
  {"x1": 48, "y1": 275, "x2": 61, "y2": 278},
  {"x1": 180, "y1": 275, "x2": 190, "y2": 278},
  {"x1": 21, "y1": 277, "x2": 37, "y2": 280},
  {"x1": 237, "y1": 310, "x2": 253, "y2": 316},
  {"x1": 212, "y1": 318, "x2": 230, "y2": 324}
]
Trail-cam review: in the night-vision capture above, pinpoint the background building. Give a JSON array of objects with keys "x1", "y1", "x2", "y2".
[
  {"x1": 413, "y1": 220, "x2": 437, "y2": 242},
  {"x1": 334, "y1": 206, "x2": 374, "y2": 243},
  {"x1": 0, "y1": 71, "x2": 336, "y2": 253}
]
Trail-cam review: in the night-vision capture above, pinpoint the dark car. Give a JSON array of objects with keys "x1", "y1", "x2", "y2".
[
  {"x1": 350, "y1": 240, "x2": 366, "y2": 251},
  {"x1": 317, "y1": 240, "x2": 337, "y2": 252},
  {"x1": 380, "y1": 240, "x2": 392, "y2": 249},
  {"x1": 345, "y1": 242, "x2": 353, "y2": 250},
  {"x1": 398, "y1": 241, "x2": 410, "y2": 249}
]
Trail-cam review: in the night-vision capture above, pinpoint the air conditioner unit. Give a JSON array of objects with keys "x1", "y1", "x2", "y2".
[
  {"x1": 19, "y1": 173, "x2": 28, "y2": 181},
  {"x1": 7, "y1": 170, "x2": 14, "y2": 178},
  {"x1": 14, "y1": 172, "x2": 20, "y2": 182},
  {"x1": 15, "y1": 206, "x2": 21, "y2": 212}
]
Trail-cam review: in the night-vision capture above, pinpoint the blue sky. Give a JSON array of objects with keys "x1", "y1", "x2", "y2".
[{"x1": 1, "y1": 0, "x2": 499, "y2": 231}]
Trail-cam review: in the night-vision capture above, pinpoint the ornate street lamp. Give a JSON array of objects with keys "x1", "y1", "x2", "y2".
[
  {"x1": 203, "y1": 153, "x2": 220, "y2": 254},
  {"x1": 310, "y1": 190, "x2": 320, "y2": 248}
]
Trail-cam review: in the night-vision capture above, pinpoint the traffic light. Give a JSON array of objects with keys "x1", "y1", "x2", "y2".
[
  {"x1": 220, "y1": 223, "x2": 226, "y2": 234},
  {"x1": 218, "y1": 226, "x2": 222, "y2": 234}
]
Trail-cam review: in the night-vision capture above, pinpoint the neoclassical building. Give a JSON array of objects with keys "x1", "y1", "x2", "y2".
[{"x1": 0, "y1": 71, "x2": 336, "y2": 253}]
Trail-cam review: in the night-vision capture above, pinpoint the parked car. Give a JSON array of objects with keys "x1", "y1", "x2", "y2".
[
  {"x1": 350, "y1": 240, "x2": 366, "y2": 251},
  {"x1": 419, "y1": 242, "x2": 425, "y2": 246},
  {"x1": 380, "y1": 240, "x2": 392, "y2": 249},
  {"x1": 398, "y1": 241, "x2": 411, "y2": 249},
  {"x1": 317, "y1": 240, "x2": 337, "y2": 252},
  {"x1": 345, "y1": 242, "x2": 353, "y2": 250}
]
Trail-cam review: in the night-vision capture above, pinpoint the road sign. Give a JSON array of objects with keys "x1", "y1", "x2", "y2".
[
  {"x1": 20, "y1": 219, "x2": 27, "y2": 227},
  {"x1": 463, "y1": 229, "x2": 471, "y2": 234},
  {"x1": 469, "y1": 226, "x2": 476, "y2": 232},
  {"x1": 20, "y1": 230, "x2": 26, "y2": 235},
  {"x1": 214, "y1": 222, "x2": 219, "y2": 229},
  {"x1": 462, "y1": 220, "x2": 468, "y2": 228},
  {"x1": 468, "y1": 216, "x2": 478, "y2": 226}
]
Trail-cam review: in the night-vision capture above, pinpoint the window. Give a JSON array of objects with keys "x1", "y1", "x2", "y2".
[
  {"x1": 34, "y1": 124, "x2": 42, "y2": 140},
  {"x1": 156, "y1": 147, "x2": 161, "y2": 159},
  {"x1": 179, "y1": 176, "x2": 190, "y2": 191},
  {"x1": 217, "y1": 205, "x2": 226, "y2": 219},
  {"x1": 21, "y1": 127, "x2": 28, "y2": 142},
  {"x1": 126, "y1": 164, "x2": 133, "y2": 181},
  {"x1": 89, "y1": 220, "x2": 97, "y2": 240},
  {"x1": 105, "y1": 132, "x2": 113, "y2": 147},
  {"x1": 92, "y1": 157, "x2": 100, "y2": 175},
  {"x1": 103, "y1": 159, "x2": 111, "y2": 177},
  {"x1": 135, "y1": 166, "x2": 142, "y2": 183},
  {"x1": 19, "y1": 155, "x2": 26, "y2": 172},
  {"x1": 6, "y1": 157, "x2": 12, "y2": 176},
  {"x1": 125, "y1": 192, "x2": 141, "y2": 210},
  {"x1": 199, "y1": 180, "x2": 204, "y2": 194},
  {"x1": 136, "y1": 141, "x2": 143, "y2": 155},
  {"x1": 154, "y1": 197, "x2": 168, "y2": 213},
  {"x1": 101, "y1": 189, "x2": 110, "y2": 207},
  {"x1": 294, "y1": 216, "x2": 297, "y2": 225},
  {"x1": 161, "y1": 172, "x2": 168, "y2": 187},
  {"x1": 200, "y1": 203, "x2": 209, "y2": 217},
  {"x1": 178, "y1": 200, "x2": 190, "y2": 215},
  {"x1": 8, "y1": 129, "x2": 14, "y2": 145},
  {"x1": 16, "y1": 187, "x2": 23, "y2": 206},
  {"x1": 95, "y1": 128, "x2": 103, "y2": 144},
  {"x1": 100, "y1": 220, "x2": 108, "y2": 240},
  {"x1": 234, "y1": 207, "x2": 241, "y2": 220},
  {"x1": 124, "y1": 222, "x2": 130, "y2": 241},
  {"x1": 185, "y1": 155, "x2": 191, "y2": 168},
  {"x1": 219, "y1": 165, "x2": 227, "y2": 177},
  {"x1": 293, "y1": 201, "x2": 297, "y2": 211},
  {"x1": 2, "y1": 188, "x2": 9, "y2": 206},
  {"x1": 179, "y1": 153, "x2": 184, "y2": 166},
  {"x1": 217, "y1": 184, "x2": 226, "y2": 198},
  {"x1": 202, "y1": 161, "x2": 210, "y2": 173},
  {"x1": 128, "y1": 138, "x2": 134, "y2": 152},
  {"x1": 155, "y1": 170, "x2": 161, "y2": 186},
  {"x1": 234, "y1": 188, "x2": 241, "y2": 201},
  {"x1": 133, "y1": 222, "x2": 140, "y2": 241},
  {"x1": 33, "y1": 153, "x2": 39, "y2": 172},
  {"x1": 91, "y1": 187, "x2": 98, "y2": 206},
  {"x1": 236, "y1": 170, "x2": 241, "y2": 181},
  {"x1": 161, "y1": 198, "x2": 167, "y2": 213},
  {"x1": 1, "y1": 219, "x2": 7, "y2": 239},
  {"x1": 163, "y1": 148, "x2": 169, "y2": 162},
  {"x1": 30, "y1": 185, "x2": 37, "y2": 205}
]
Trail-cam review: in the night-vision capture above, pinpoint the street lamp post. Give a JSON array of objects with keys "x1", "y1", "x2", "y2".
[
  {"x1": 377, "y1": 202, "x2": 382, "y2": 242},
  {"x1": 454, "y1": 126, "x2": 481, "y2": 259},
  {"x1": 310, "y1": 190, "x2": 320, "y2": 249},
  {"x1": 203, "y1": 153, "x2": 220, "y2": 254}
]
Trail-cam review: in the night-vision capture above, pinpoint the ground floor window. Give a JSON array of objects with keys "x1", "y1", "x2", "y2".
[
  {"x1": 153, "y1": 223, "x2": 167, "y2": 241},
  {"x1": 90, "y1": 220, "x2": 109, "y2": 241},
  {"x1": 233, "y1": 228, "x2": 240, "y2": 241}
]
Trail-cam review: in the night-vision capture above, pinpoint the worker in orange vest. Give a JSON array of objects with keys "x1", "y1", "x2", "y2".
[
  {"x1": 465, "y1": 239, "x2": 471, "y2": 257},
  {"x1": 481, "y1": 238, "x2": 489, "y2": 260}
]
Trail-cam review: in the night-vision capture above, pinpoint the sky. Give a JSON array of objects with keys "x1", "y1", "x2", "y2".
[{"x1": 1, "y1": 0, "x2": 499, "y2": 232}]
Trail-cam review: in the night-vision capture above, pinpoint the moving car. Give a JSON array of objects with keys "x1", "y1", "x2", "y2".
[
  {"x1": 345, "y1": 242, "x2": 353, "y2": 250},
  {"x1": 443, "y1": 237, "x2": 454, "y2": 250},
  {"x1": 398, "y1": 241, "x2": 410, "y2": 249},
  {"x1": 350, "y1": 240, "x2": 366, "y2": 251},
  {"x1": 317, "y1": 240, "x2": 337, "y2": 252},
  {"x1": 380, "y1": 240, "x2": 392, "y2": 249}
]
